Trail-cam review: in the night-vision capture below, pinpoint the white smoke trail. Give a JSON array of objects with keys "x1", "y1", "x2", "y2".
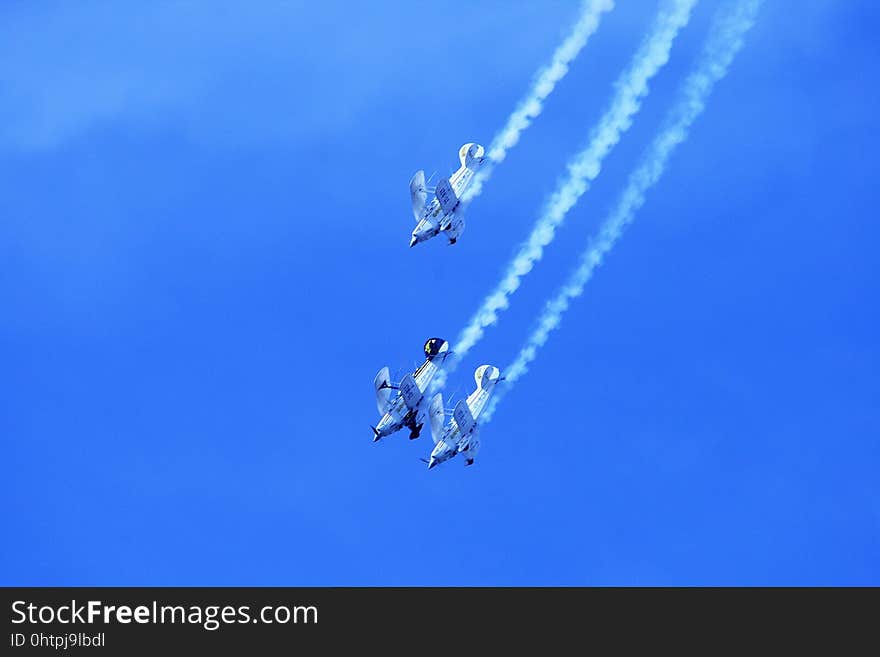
[
  {"x1": 435, "y1": 0, "x2": 697, "y2": 392},
  {"x1": 463, "y1": 0, "x2": 615, "y2": 203},
  {"x1": 483, "y1": 0, "x2": 763, "y2": 422}
]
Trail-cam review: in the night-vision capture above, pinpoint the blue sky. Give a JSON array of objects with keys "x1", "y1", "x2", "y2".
[{"x1": 2, "y1": 0, "x2": 877, "y2": 585}]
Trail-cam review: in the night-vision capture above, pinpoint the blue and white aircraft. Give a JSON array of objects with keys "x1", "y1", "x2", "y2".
[
  {"x1": 372, "y1": 338, "x2": 451, "y2": 442},
  {"x1": 409, "y1": 143, "x2": 486, "y2": 248},
  {"x1": 423, "y1": 364, "x2": 503, "y2": 469}
]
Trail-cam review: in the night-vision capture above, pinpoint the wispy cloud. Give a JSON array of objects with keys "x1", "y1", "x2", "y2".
[
  {"x1": 483, "y1": 0, "x2": 763, "y2": 422},
  {"x1": 435, "y1": 0, "x2": 698, "y2": 391}
]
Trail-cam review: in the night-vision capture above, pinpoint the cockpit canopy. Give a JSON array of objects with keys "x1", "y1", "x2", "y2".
[{"x1": 424, "y1": 338, "x2": 450, "y2": 360}]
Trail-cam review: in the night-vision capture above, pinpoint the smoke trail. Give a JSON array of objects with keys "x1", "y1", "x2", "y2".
[
  {"x1": 483, "y1": 0, "x2": 763, "y2": 422},
  {"x1": 463, "y1": 0, "x2": 615, "y2": 203},
  {"x1": 435, "y1": 0, "x2": 697, "y2": 392}
]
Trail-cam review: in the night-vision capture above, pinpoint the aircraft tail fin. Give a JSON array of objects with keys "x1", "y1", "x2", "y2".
[
  {"x1": 422, "y1": 337, "x2": 450, "y2": 362},
  {"x1": 462, "y1": 142, "x2": 486, "y2": 170},
  {"x1": 474, "y1": 365, "x2": 502, "y2": 391}
]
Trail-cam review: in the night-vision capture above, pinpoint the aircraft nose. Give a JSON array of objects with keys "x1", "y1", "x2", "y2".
[
  {"x1": 409, "y1": 235, "x2": 418, "y2": 248},
  {"x1": 427, "y1": 459, "x2": 437, "y2": 470}
]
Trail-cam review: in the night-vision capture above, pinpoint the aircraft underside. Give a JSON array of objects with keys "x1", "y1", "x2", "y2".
[{"x1": 404, "y1": 412, "x2": 422, "y2": 439}]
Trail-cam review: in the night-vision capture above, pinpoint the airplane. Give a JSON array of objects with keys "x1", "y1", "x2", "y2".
[
  {"x1": 423, "y1": 364, "x2": 503, "y2": 469},
  {"x1": 409, "y1": 142, "x2": 486, "y2": 248},
  {"x1": 372, "y1": 338, "x2": 451, "y2": 442}
]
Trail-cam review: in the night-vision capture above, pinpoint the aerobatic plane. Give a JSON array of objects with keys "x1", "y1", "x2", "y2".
[
  {"x1": 423, "y1": 364, "x2": 503, "y2": 469},
  {"x1": 409, "y1": 142, "x2": 486, "y2": 248},
  {"x1": 372, "y1": 338, "x2": 451, "y2": 442}
]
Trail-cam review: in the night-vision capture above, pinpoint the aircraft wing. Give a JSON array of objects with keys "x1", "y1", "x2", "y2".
[
  {"x1": 399, "y1": 373, "x2": 423, "y2": 411},
  {"x1": 453, "y1": 399, "x2": 476, "y2": 437},
  {"x1": 435, "y1": 177, "x2": 459, "y2": 215},
  {"x1": 373, "y1": 366, "x2": 393, "y2": 416}
]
